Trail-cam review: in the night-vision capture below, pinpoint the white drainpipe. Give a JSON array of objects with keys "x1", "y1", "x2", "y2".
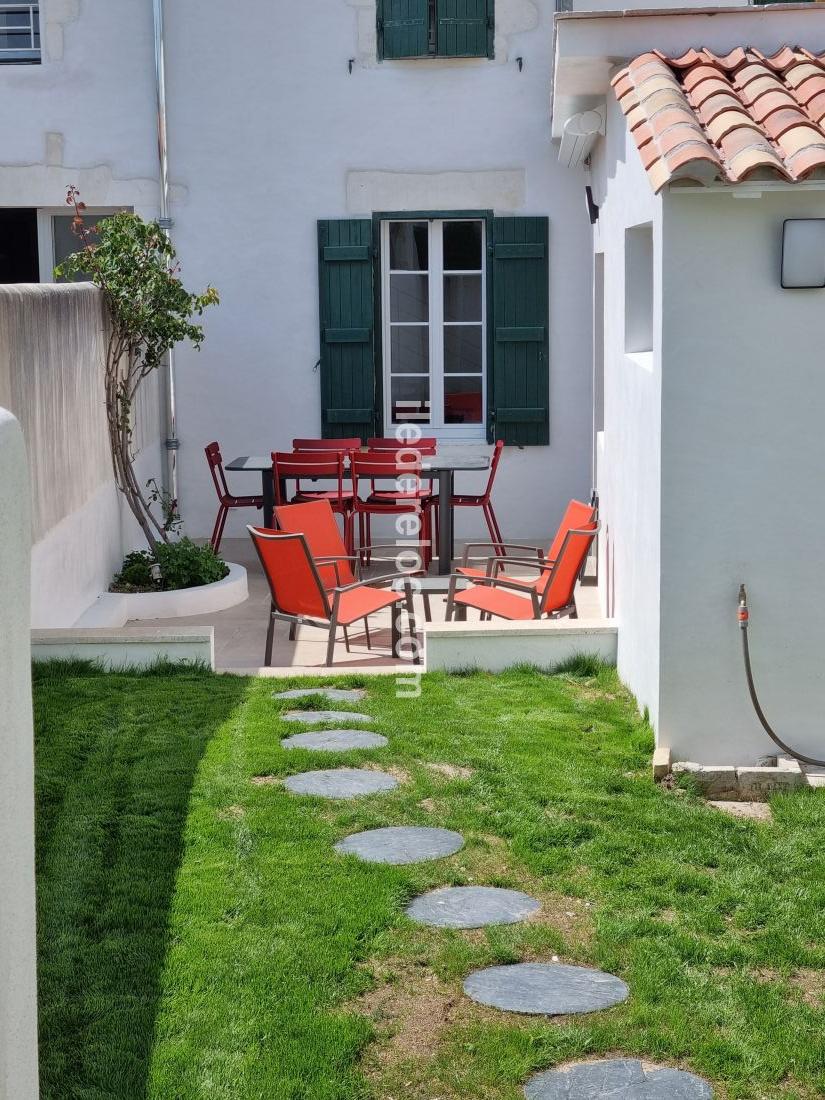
[{"x1": 152, "y1": 0, "x2": 179, "y2": 508}]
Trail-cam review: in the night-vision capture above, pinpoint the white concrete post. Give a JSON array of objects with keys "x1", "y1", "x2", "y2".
[{"x1": 0, "y1": 407, "x2": 39, "y2": 1099}]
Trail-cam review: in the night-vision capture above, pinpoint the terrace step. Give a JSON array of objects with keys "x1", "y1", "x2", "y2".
[{"x1": 406, "y1": 886, "x2": 540, "y2": 929}]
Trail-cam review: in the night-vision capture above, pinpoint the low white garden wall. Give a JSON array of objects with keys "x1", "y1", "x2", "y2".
[{"x1": 0, "y1": 284, "x2": 163, "y2": 627}]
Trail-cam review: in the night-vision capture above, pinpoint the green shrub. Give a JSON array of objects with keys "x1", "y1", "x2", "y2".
[{"x1": 111, "y1": 538, "x2": 228, "y2": 593}]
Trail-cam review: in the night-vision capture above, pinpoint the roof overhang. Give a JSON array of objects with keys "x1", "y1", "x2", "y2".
[{"x1": 552, "y1": 4, "x2": 825, "y2": 139}]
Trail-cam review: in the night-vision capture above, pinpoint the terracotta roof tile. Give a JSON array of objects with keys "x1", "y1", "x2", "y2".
[{"x1": 612, "y1": 44, "x2": 825, "y2": 192}]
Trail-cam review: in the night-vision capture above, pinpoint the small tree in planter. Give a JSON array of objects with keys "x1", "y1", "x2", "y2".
[{"x1": 56, "y1": 186, "x2": 219, "y2": 555}]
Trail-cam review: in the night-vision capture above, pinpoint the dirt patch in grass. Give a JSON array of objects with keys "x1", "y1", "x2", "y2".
[
  {"x1": 217, "y1": 804, "x2": 246, "y2": 820},
  {"x1": 364, "y1": 762, "x2": 412, "y2": 784},
  {"x1": 790, "y1": 969, "x2": 825, "y2": 1006},
  {"x1": 418, "y1": 798, "x2": 440, "y2": 814},
  {"x1": 250, "y1": 774, "x2": 280, "y2": 786},
  {"x1": 425, "y1": 762, "x2": 476, "y2": 780}
]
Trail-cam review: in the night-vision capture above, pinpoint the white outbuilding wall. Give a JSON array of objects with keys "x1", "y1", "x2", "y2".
[
  {"x1": 659, "y1": 187, "x2": 825, "y2": 765},
  {"x1": 0, "y1": 408, "x2": 39, "y2": 1100},
  {"x1": 589, "y1": 94, "x2": 662, "y2": 727}
]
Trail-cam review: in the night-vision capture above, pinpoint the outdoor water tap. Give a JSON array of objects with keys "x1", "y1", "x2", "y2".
[{"x1": 738, "y1": 584, "x2": 749, "y2": 630}]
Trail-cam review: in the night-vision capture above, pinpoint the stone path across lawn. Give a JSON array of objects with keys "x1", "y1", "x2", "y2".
[
  {"x1": 281, "y1": 730, "x2": 388, "y2": 752},
  {"x1": 523, "y1": 1059, "x2": 713, "y2": 1098},
  {"x1": 273, "y1": 688, "x2": 367, "y2": 703},
  {"x1": 406, "y1": 886, "x2": 540, "y2": 929},
  {"x1": 463, "y1": 962, "x2": 629, "y2": 1016},
  {"x1": 282, "y1": 709, "x2": 374, "y2": 724},
  {"x1": 335, "y1": 826, "x2": 465, "y2": 865},
  {"x1": 285, "y1": 768, "x2": 398, "y2": 798}
]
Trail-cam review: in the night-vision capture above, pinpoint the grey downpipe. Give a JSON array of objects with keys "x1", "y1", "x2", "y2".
[
  {"x1": 738, "y1": 584, "x2": 825, "y2": 768},
  {"x1": 152, "y1": 0, "x2": 179, "y2": 508}
]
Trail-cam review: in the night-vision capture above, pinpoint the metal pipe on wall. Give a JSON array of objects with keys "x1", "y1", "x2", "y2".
[{"x1": 152, "y1": 0, "x2": 179, "y2": 508}]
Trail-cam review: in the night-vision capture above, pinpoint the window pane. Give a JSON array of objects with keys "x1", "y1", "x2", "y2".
[
  {"x1": 444, "y1": 326, "x2": 482, "y2": 373},
  {"x1": 0, "y1": 30, "x2": 32, "y2": 48},
  {"x1": 443, "y1": 221, "x2": 482, "y2": 270},
  {"x1": 0, "y1": 13, "x2": 31, "y2": 29},
  {"x1": 52, "y1": 214, "x2": 112, "y2": 281},
  {"x1": 391, "y1": 376, "x2": 430, "y2": 424},
  {"x1": 443, "y1": 274, "x2": 481, "y2": 322},
  {"x1": 390, "y1": 326, "x2": 429, "y2": 374},
  {"x1": 444, "y1": 377, "x2": 483, "y2": 424},
  {"x1": 389, "y1": 221, "x2": 428, "y2": 271},
  {"x1": 390, "y1": 273, "x2": 428, "y2": 322}
]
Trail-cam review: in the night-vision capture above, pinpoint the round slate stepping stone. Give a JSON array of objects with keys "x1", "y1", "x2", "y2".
[
  {"x1": 406, "y1": 886, "x2": 540, "y2": 929},
  {"x1": 284, "y1": 768, "x2": 397, "y2": 799},
  {"x1": 523, "y1": 1058, "x2": 713, "y2": 1099},
  {"x1": 281, "y1": 730, "x2": 388, "y2": 752},
  {"x1": 272, "y1": 687, "x2": 367, "y2": 703},
  {"x1": 282, "y1": 709, "x2": 373, "y2": 724},
  {"x1": 335, "y1": 826, "x2": 464, "y2": 865},
  {"x1": 463, "y1": 962, "x2": 628, "y2": 1016}
]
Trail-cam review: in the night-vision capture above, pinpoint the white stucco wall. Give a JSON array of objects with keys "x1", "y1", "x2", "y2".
[
  {"x1": 0, "y1": 0, "x2": 594, "y2": 542},
  {"x1": 659, "y1": 188, "x2": 825, "y2": 764},
  {"x1": 589, "y1": 94, "x2": 662, "y2": 727},
  {"x1": 0, "y1": 285, "x2": 163, "y2": 626},
  {"x1": 0, "y1": 408, "x2": 39, "y2": 1100}
]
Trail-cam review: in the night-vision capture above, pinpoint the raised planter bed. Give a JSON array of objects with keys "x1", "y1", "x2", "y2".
[{"x1": 73, "y1": 562, "x2": 248, "y2": 628}]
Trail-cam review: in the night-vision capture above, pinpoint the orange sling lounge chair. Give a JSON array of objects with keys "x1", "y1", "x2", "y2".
[
  {"x1": 446, "y1": 518, "x2": 598, "y2": 623},
  {"x1": 274, "y1": 499, "x2": 432, "y2": 626},
  {"x1": 455, "y1": 499, "x2": 597, "y2": 595},
  {"x1": 248, "y1": 526, "x2": 418, "y2": 666}
]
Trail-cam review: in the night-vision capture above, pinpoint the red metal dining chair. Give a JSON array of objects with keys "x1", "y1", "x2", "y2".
[
  {"x1": 247, "y1": 526, "x2": 418, "y2": 666},
  {"x1": 455, "y1": 499, "x2": 597, "y2": 593},
  {"x1": 292, "y1": 437, "x2": 361, "y2": 452},
  {"x1": 366, "y1": 437, "x2": 437, "y2": 451},
  {"x1": 446, "y1": 518, "x2": 599, "y2": 623},
  {"x1": 204, "y1": 441, "x2": 264, "y2": 552},
  {"x1": 450, "y1": 439, "x2": 505, "y2": 552},
  {"x1": 360, "y1": 441, "x2": 437, "y2": 562},
  {"x1": 272, "y1": 450, "x2": 355, "y2": 553},
  {"x1": 351, "y1": 451, "x2": 434, "y2": 569}
]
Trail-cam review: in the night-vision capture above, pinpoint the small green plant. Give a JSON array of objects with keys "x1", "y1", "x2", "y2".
[{"x1": 111, "y1": 539, "x2": 228, "y2": 593}]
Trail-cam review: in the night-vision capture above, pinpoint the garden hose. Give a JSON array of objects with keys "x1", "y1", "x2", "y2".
[{"x1": 738, "y1": 584, "x2": 825, "y2": 768}]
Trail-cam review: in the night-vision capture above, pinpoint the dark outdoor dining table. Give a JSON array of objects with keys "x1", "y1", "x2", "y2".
[{"x1": 225, "y1": 446, "x2": 491, "y2": 576}]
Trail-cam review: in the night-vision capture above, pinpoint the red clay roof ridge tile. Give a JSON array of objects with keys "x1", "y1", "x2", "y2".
[{"x1": 613, "y1": 44, "x2": 825, "y2": 192}]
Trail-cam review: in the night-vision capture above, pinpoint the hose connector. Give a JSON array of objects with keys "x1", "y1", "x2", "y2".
[{"x1": 738, "y1": 583, "x2": 749, "y2": 629}]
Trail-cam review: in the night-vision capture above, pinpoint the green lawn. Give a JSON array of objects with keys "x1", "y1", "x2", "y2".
[{"x1": 33, "y1": 661, "x2": 825, "y2": 1100}]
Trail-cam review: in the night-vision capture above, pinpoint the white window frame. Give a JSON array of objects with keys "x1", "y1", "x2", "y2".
[
  {"x1": 0, "y1": 4, "x2": 40, "y2": 64},
  {"x1": 380, "y1": 217, "x2": 487, "y2": 441}
]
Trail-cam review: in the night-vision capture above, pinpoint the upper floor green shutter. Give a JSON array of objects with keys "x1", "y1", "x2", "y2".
[
  {"x1": 318, "y1": 220, "x2": 376, "y2": 440},
  {"x1": 436, "y1": 0, "x2": 493, "y2": 59},
  {"x1": 488, "y1": 216, "x2": 549, "y2": 446},
  {"x1": 378, "y1": 0, "x2": 429, "y2": 60}
]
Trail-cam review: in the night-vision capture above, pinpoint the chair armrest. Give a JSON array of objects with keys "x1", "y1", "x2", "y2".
[
  {"x1": 460, "y1": 542, "x2": 543, "y2": 566},
  {"x1": 332, "y1": 572, "x2": 416, "y2": 595}
]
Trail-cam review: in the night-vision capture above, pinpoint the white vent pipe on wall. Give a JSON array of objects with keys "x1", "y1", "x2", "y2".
[
  {"x1": 558, "y1": 107, "x2": 605, "y2": 169},
  {"x1": 152, "y1": 0, "x2": 179, "y2": 509}
]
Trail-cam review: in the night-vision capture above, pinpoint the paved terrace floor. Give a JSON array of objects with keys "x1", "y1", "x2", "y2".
[{"x1": 127, "y1": 537, "x2": 601, "y2": 675}]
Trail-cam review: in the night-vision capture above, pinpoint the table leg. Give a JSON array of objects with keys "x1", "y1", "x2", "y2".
[
  {"x1": 438, "y1": 471, "x2": 453, "y2": 576},
  {"x1": 261, "y1": 470, "x2": 275, "y2": 529}
]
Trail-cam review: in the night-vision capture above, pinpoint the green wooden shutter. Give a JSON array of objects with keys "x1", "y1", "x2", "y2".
[
  {"x1": 436, "y1": 0, "x2": 493, "y2": 58},
  {"x1": 488, "y1": 216, "x2": 549, "y2": 446},
  {"x1": 378, "y1": 0, "x2": 429, "y2": 60},
  {"x1": 318, "y1": 219, "x2": 376, "y2": 441}
]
